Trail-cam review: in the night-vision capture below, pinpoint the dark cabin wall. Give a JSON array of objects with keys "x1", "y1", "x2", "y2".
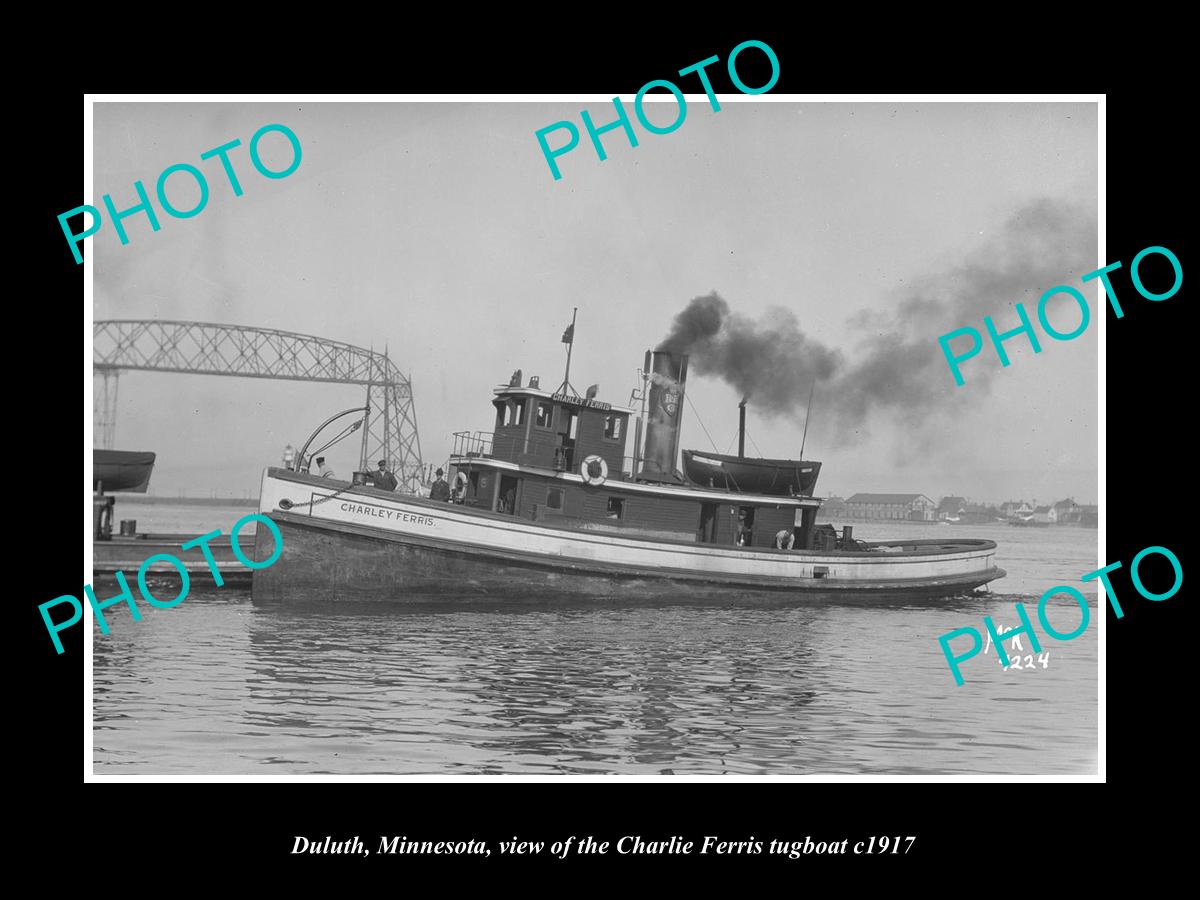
[
  {"x1": 452, "y1": 465, "x2": 805, "y2": 546},
  {"x1": 520, "y1": 478, "x2": 587, "y2": 520},
  {"x1": 581, "y1": 488, "x2": 698, "y2": 534},
  {"x1": 713, "y1": 505, "x2": 739, "y2": 545},
  {"x1": 506, "y1": 474, "x2": 699, "y2": 538},
  {"x1": 574, "y1": 409, "x2": 628, "y2": 474},
  {"x1": 749, "y1": 507, "x2": 797, "y2": 548},
  {"x1": 712, "y1": 503, "x2": 799, "y2": 547},
  {"x1": 468, "y1": 469, "x2": 498, "y2": 510},
  {"x1": 524, "y1": 398, "x2": 561, "y2": 468},
  {"x1": 491, "y1": 397, "x2": 560, "y2": 469},
  {"x1": 491, "y1": 398, "x2": 529, "y2": 463}
]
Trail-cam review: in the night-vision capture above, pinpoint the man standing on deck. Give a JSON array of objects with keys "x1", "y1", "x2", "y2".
[
  {"x1": 430, "y1": 468, "x2": 451, "y2": 501},
  {"x1": 373, "y1": 459, "x2": 398, "y2": 491},
  {"x1": 316, "y1": 457, "x2": 336, "y2": 478}
]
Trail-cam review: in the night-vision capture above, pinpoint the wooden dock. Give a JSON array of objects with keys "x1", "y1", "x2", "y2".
[{"x1": 92, "y1": 533, "x2": 252, "y2": 584}]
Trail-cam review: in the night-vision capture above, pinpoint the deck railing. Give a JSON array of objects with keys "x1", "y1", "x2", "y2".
[{"x1": 451, "y1": 431, "x2": 494, "y2": 458}]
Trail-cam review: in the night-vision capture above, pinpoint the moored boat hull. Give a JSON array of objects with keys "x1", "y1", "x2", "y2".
[{"x1": 94, "y1": 449, "x2": 156, "y2": 493}]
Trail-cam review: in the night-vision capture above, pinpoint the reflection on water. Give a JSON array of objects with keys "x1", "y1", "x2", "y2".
[{"x1": 93, "y1": 522, "x2": 1098, "y2": 775}]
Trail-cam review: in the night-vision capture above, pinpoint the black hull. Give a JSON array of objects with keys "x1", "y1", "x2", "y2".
[
  {"x1": 682, "y1": 450, "x2": 821, "y2": 496},
  {"x1": 252, "y1": 512, "x2": 1004, "y2": 605}
]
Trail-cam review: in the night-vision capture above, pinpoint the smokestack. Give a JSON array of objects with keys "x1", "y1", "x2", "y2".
[
  {"x1": 640, "y1": 350, "x2": 688, "y2": 482},
  {"x1": 738, "y1": 397, "x2": 747, "y2": 459}
]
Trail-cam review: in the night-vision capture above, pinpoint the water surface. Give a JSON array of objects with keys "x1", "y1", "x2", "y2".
[{"x1": 93, "y1": 511, "x2": 1099, "y2": 775}]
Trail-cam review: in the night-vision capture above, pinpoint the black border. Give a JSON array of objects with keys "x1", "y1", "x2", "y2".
[{"x1": 31, "y1": 30, "x2": 1184, "y2": 877}]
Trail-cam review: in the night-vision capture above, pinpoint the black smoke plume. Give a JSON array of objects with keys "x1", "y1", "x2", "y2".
[
  {"x1": 658, "y1": 198, "x2": 1097, "y2": 444},
  {"x1": 658, "y1": 293, "x2": 841, "y2": 415}
]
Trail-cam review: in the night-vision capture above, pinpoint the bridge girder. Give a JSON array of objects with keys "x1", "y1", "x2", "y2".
[{"x1": 93, "y1": 320, "x2": 424, "y2": 490}]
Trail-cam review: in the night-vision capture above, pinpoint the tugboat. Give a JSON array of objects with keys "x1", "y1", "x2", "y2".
[{"x1": 250, "y1": 339, "x2": 1005, "y2": 603}]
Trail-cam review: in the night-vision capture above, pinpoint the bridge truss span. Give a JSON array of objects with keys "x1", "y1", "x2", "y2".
[{"x1": 93, "y1": 320, "x2": 424, "y2": 491}]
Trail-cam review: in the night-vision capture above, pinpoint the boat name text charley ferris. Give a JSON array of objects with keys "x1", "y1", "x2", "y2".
[
  {"x1": 938, "y1": 244, "x2": 1182, "y2": 386},
  {"x1": 58, "y1": 123, "x2": 302, "y2": 265},
  {"x1": 937, "y1": 543, "x2": 1182, "y2": 685},
  {"x1": 40, "y1": 514, "x2": 283, "y2": 654},
  {"x1": 535, "y1": 40, "x2": 780, "y2": 181},
  {"x1": 339, "y1": 501, "x2": 433, "y2": 526}
]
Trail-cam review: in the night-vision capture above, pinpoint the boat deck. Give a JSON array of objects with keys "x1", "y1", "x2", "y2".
[{"x1": 855, "y1": 538, "x2": 998, "y2": 557}]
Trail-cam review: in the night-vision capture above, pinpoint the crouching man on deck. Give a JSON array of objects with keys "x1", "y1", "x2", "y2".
[{"x1": 775, "y1": 529, "x2": 795, "y2": 550}]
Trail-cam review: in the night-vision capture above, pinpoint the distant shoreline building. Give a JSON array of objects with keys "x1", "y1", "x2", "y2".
[
  {"x1": 816, "y1": 496, "x2": 847, "y2": 520},
  {"x1": 937, "y1": 496, "x2": 967, "y2": 521},
  {"x1": 844, "y1": 493, "x2": 936, "y2": 521},
  {"x1": 1051, "y1": 498, "x2": 1081, "y2": 524},
  {"x1": 1001, "y1": 500, "x2": 1034, "y2": 518}
]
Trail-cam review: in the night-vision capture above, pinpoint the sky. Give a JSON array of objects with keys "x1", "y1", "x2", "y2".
[{"x1": 92, "y1": 100, "x2": 1098, "y2": 505}]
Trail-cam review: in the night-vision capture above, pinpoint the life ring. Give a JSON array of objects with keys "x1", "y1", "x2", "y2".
[{"x1": 581, "y1": 454, "x2": 608, "y2": 486}]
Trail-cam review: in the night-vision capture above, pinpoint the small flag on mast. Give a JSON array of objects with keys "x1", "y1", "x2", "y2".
[{"x1": 561, "y1": 323, "x2": 574, "y2": 343}]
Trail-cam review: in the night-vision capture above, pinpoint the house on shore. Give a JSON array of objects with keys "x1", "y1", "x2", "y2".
[
  {"x1": 845, "y1": 493, "x2": 936, "y2": 521},
  {"x1": 1078, "y1": 504, "x2": 1098, "y2": 527},
  {"x1": 937, "y1": 496, "x2": 967, "y2": 521},
  {"x1": 961, "y1": 503, "x2": 1000, "y2": 524},
  {"x1": 1051, "y1": 498, "x2": 1081, "y2": 525},
  {"x1": 1001, "y1": 500, "x2": 1034, "y2": 518},
  {"x1": 1030, "y1": 505, "x2": 1053, "y2": 524}
]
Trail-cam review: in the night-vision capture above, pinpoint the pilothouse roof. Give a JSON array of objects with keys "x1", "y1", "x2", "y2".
[{"x1": 493, "y1": 384, "x2": 636, "y2": 416}]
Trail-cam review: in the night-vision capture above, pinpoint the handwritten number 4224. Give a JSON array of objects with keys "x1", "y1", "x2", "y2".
[
  {"x1": 1000, "y1": 652, "x2": 1050, "y2": 671},
  {"x1": 982, "y1": 626, "x2": 1051, "y2": 670}
]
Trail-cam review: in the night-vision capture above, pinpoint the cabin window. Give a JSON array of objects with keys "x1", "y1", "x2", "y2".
[
  {"x1": 546, "y1": 488, "x2": 564, "y2": 510},
  {"x1": 535, "y1": 401, "x2": 553, "y2": 429},
  {"x1": 497, "y1": 403, "x2": 512, "y2": 427},
  {"x1": 567, "y1": 411, "x2": 579, "y2": 440},
  {"x1": 512, "y1": 399, "x2": 526, "y2": 426},
  {"x1": 606, "y1": 497, "x2": 624, "y2": 519},
  {"x1": 603, "y1": 415, "x2": 623, "y2": 440}
]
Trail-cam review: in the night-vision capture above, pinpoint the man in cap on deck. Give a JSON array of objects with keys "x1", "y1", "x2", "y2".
[
  {"x1": 429, "y1": 467, "x2": 451, "y2": 501},
  {"x1": 373, "y1": 459, "x2": 399, "y2": 491}
]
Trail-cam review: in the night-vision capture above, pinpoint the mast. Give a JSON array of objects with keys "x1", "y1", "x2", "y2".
[
  {"x1": 799, "y1": 380, "x2": 816, "y2": 459},
  {"x1": 359, "y1": 352, "x2": 373, "y2": 473},
  {"x1": 558, "y1": 307, "x2": 578, "y2": 396}
]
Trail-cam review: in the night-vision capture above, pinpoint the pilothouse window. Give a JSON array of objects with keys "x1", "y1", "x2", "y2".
[
  {"x1": 512, "y1": 400, "x2": 526, "y2": 426},
  {"x1": 535, "y1": 401, "x2": 553, "y2": 428},
  {"x1": 603, "y1": 415, "x2": 622, "y2": 440}
]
